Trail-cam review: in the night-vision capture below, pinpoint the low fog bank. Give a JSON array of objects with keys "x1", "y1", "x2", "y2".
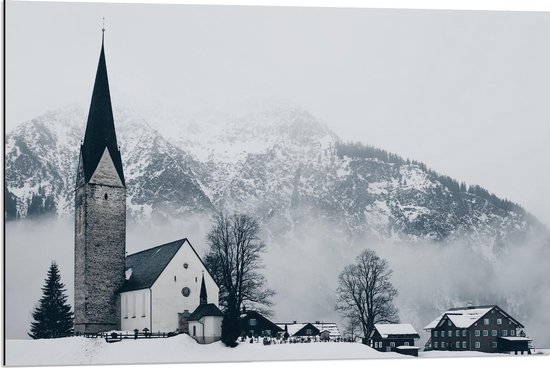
[{"x1": 5, "y1": 215, "x2": 550, "y2": 348}]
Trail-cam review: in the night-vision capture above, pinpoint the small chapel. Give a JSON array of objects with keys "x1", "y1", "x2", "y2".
[{"x1": 73, "y1": 30, "x2": 223, "y2": 343}]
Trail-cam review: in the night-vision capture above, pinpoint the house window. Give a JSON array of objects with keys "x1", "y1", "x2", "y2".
[
  {"x1": 249, "y1": 319, "x2": 257, "y2": 326},
  {"x1": 263, "y1": 330, "x2": 272, "y2": 337},
  {"x1": 462, "y1": 341, "x2": 467, "y2": 349},
  {"x1": 502, "y1": 330, "x2": 508, "y2": 337},
  {"x1": 448, "y1": 330, "x2": 452, "y2": 337},
  {"x1": 497, "y1": 318, "x2": 502, "y2": 325},
  {"x1": 192, "y1": 326, "x2": 196, "y2": 336},
  {"x1": 441, "y1": 342, "x2": 446, "y2": 349},
  {"x1": 455, "y1": 330, "x2": 460, "y2": 337},
  {"x1": 475, "y1": 342, "x2": 480, "y2": 349},
  {"x1": 390, "y1": 342, "x2": 395, "y2": 348},
  {"x1": 475, "y1": 330, "x2": 480, "y2": 336},
  {"x1": 484, "y1": 318, "x2": 489, "y2": 325},
  {"x1": 404, "y1": 342, "x2": 409, "y2": 346},
  {"x1": 306, "y1": 329, "x2": 312, "y2": 335},
  {"x1": 434, "y1": 342, "x2": 439, "y2": 348},
  {"x1": 462, "y1": 330, "x2": 467, "y2": 337},
  {"x1": 434, "y1": 331, "x2": 438, "y2": 337},
  {"x1": 492, "y1": 330, "x2": 497, "y2": 337},
  {"x1": 510, "y1": 330, "x2": 515, "y2": 336},
  {"x1": 448, "y1": 320, "x2": 452, "y2": 326},
  {"x1": 483, "y1": 330, "x2": 488, "y2": 337},
  {"x1": 455, "y1": 341, "x2": 460, "y2": 349},
  {"x1": 492, "y1": 342, "x2": 497, "y2": 349},
  {"x1": 441, "y1": 331, "x2": 445, "y2": 337}
]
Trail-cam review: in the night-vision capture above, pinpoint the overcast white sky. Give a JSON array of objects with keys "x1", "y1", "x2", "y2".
[{"x1": 6, "y1": 1, "x2": 550, "y2": 226}]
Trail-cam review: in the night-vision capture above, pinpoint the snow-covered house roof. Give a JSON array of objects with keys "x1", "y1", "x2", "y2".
[
  {"x1": 312, "y1": 323, "x2": 341, "y2": 338},
  {"x1": 373, "y1": 324, "x2": 419, "y2": 338},
  {"x1": 424, "y1": 305, "x2": 524, "y2": 330}
]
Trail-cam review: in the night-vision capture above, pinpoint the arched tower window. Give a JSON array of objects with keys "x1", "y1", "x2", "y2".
[{"x1": 104, "y1": 193, "x2": 108, "y2": 200}]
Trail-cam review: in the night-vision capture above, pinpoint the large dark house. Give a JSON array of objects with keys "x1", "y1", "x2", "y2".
[
  {"x1": 369, "y1": 323, "x2": 420, "y2": 354},
  {"x1": 424, "y1": 305, "x2": 531, "y2": 354},
  {"x1": 240, "y1": 310, "x2": 283, "y2": 338}
]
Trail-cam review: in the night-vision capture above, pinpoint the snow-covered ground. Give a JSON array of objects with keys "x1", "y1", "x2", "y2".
[
  {"x1": 6, "y1": 335, "x2": 546, "y2": 366},
  {"x1": 5, "y1": 335, "x2": 405, "y2": 366}
]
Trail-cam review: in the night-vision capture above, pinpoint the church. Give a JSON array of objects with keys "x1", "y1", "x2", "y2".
[{"x1": 73, "y1": 31, "x2": 223, "y2": 343}]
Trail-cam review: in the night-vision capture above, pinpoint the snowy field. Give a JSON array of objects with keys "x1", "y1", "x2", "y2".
[{"x1": 6, "y1": 335, "x2": 546, "y2": 366}]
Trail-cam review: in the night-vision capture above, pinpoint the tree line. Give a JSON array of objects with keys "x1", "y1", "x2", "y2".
[{"x1": 335, "y1": 141, "x2": 522, "y2": 213}]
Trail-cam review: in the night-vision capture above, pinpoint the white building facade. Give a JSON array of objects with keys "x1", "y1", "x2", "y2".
[{"x1": 120, "y1": 238, "x2": 220, "y2": 333}]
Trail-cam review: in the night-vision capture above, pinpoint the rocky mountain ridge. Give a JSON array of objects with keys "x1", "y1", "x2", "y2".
[{"x1": 5, "y1": 103, "x2": 545, "y2": 249}]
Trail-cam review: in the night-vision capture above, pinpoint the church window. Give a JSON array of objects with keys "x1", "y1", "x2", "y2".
[
  {"x1": 193, "y1": 326, "x2": 196, "y2": 336},
  {"x1": 181, "y1": 287, "x2": 191, "y2": 297},
  {"x1": 174, "y1": 276, "x2": 177, "y2": 282},
  {"x1": 104, "y1": 193, "x2": 108, "y2": 200},
  {"x1": 132, "y1": 294, "x2": 136, "y2": 318},
  {"x1": 183, "y1": 263, "x2": 189, "y2": 269},
  {"x1": 141, "y1": 293, "x2": 146, "y2": 317},
  {"x1": 123, "y1": 294, "x2": 128, "y2": 319}
]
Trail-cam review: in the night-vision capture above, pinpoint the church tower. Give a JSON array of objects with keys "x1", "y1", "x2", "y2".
[{"x1": 74, "y1": 30, "x2": 126, "y2": 334}]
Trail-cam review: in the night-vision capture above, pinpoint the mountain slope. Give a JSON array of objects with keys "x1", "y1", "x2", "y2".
[{"x1": 5, "y1": 103, "x2": 545, "y2": 248}]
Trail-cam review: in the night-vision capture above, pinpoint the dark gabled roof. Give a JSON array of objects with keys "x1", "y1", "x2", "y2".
[
  {"x1": 188, "y1": 303, "x2": 224, "y2": 321},
  {"x1": 240, "y1": 311, "x2": 283, "y2": 333},
  {"x1": 294, "y1": 323, "x2": 320, "y2": 336},
  {"x1": 120, "y1": 239, "x2": 185, "y2": 292},
  {"x1": 120, "y1": 238, "x2": 217, "y2": 293},
  {"x1": 80, "y1": 33, "x2": 125, "y2": 186}
]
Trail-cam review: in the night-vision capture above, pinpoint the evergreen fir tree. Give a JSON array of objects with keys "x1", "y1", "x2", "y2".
[{"x1": 28, "y1": 262, "x2": 74, "y2": 339}]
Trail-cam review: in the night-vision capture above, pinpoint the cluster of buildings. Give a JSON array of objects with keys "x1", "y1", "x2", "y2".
[
  {"x1": 363, "y1": 305, "x2": 532, "y2": 357},
  {"x1": 73, "y1": 33, "x2": 532, "y2": 355}
]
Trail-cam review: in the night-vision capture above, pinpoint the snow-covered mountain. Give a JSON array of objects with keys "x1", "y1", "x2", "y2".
[{"x1": 5, "y1": 102, "x2": 546, "y2": 248}]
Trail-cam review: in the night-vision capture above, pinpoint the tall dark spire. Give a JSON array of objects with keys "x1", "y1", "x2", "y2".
[
  {"x1": 199, "y1": 273, "x2": 208, "y2": 305},
  {"x1": 80, "y1": 30, "x2": 125, "y2": 186}
]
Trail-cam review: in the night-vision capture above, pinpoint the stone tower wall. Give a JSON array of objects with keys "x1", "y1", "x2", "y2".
[{"x1": 74, "y1": 183, "x2": 125, "y2": 334}]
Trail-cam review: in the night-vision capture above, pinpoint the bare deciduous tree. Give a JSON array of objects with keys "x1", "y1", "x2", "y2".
[
  {"x1": 204, "y1": 212, "x2": 275, "y2": 316},
  {"x1": 335, "y1": 249, "x2": 399, "y2": 339}
]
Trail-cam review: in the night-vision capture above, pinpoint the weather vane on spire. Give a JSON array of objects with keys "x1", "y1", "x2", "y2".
[{"x1": 102, "y1": 17, "x2": 105, "y2": 33}]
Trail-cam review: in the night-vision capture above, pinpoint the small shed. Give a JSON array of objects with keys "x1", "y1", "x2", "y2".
[
  {"x1": 369, "y1": 323, "x2": 420, "y2": 352},
  {"x1": 498, "y1": 337, "x2": 532, "y2": 354}
]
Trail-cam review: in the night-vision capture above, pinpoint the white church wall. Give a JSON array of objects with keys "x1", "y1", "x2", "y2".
[
  {"x1": 151, "y1": 240, "x2": 220, "y2": 332},
  {"x1": 189, "y1": 321, "x2": 204, "y2": 342},
  {"x1": 203, "y1": 316, "x2": 222, "y2": 339},
  {"x1": 120, "y1": 289, "x2": 151, "y2": 332},
  {"x1": 188, "y1": 317, "x2": 222, "y2": 344}
]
